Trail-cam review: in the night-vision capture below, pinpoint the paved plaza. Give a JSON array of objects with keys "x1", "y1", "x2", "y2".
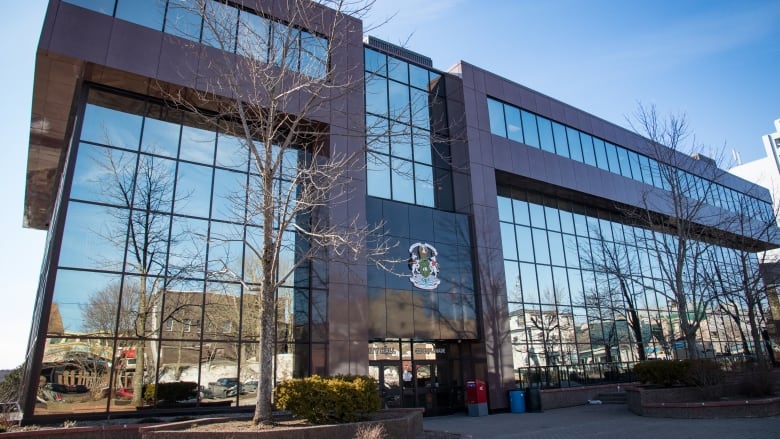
[{"x1": 422, "y1": 404, "x2": 779, "y2": 439}]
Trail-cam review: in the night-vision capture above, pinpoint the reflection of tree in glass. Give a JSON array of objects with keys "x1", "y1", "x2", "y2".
[
  {"x1": 89, "y1": 147, "x2": 195, "y2": 407},
  {"x1": 81, "y1": 281, "x2": 138, "y2": 336}
]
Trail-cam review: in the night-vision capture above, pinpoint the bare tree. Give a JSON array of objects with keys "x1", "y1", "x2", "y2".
[
  {"x1": 157, "y1": 0, "x2": 393, "y2": 424},
  {"x1": 624, "y1": 103, "x2": 725, "y2": 359},
  {"x1": 706, "y1": 192, "x2": 779, "y2": 366},
  {"x1": 580, "y1": 229, "x2": 648, "y2": 360}
]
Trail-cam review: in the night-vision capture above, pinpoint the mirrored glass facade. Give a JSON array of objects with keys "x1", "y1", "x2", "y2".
[
  {"x1": 487, "y1": 97, "x2": 774, "y2": 219},
  {"x1": 22, "y1": 0, "x2": 780, "y2": 421},
  {"x1": 498, "y1": 189, "x2": 760, "y2": 378},
  {"x1": 37, "y1": 87, "x2": 322, "y2": 415},
  {"x1": 364, "y1": 48, "x2": 453, "y2": 210}
]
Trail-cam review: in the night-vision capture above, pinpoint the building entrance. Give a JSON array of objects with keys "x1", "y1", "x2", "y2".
[{"x1": 368, "y1": 340, "x2": 465, "y2": 416}]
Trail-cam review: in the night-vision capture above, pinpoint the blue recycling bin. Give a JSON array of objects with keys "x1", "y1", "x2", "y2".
[{"x1": 509, "y1": 389, "x2": 525, "y2": 413}]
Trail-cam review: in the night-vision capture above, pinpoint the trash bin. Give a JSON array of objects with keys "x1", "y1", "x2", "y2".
[
  {"x1": 525, "y1": 387, "x2": 542, "y2": 412},
  {"x1": 508, "y1": 389, "x2": 525, "y2": 413}
]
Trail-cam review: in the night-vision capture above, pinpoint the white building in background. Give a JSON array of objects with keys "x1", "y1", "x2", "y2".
[{"x1": 730, "y1": 119, "x2": 780, "y2": 262}]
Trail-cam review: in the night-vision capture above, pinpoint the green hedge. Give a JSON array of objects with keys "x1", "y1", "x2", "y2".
[
  {"x1": 273, "y1": 375, "x2": 381, "y2": 423},
  {"x1": 633, "y1": 359, "x2": 723, "y2": 387}
]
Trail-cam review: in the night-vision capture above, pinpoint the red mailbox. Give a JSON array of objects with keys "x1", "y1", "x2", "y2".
[{"x1": 466, "y1": 379, "x2": 487, "y2": 404}]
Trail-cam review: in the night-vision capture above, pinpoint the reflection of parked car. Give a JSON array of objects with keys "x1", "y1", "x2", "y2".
[
  {"x1": 208, "y1": 378, "x2": 240, "y2": 398},
  {"x1": 114, "y1": 387, "x2": 133, "y2": 400},
  {"x1": 242, "y1": 380, "x2": 258, "y2": 394}
]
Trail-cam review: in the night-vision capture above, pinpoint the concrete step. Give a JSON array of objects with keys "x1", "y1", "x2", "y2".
[{"x1": 595, "y1": 392, "x2": 627, "y2": 404}]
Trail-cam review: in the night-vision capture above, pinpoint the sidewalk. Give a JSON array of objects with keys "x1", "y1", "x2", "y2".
[{"x1": 422, "y1": 404, "x2": 780, "y2": 439}]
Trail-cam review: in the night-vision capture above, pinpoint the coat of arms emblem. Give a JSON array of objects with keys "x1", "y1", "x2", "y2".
[{"x1": 409, "y1": 242, "x2": 440, "y2": 290}]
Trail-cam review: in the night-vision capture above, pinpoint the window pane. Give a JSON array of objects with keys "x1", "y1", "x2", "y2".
[
  {"x1": 501, "y1": 222, "x2": 518, "y2": 260},
  {"x1": 365, "y1": 48, "x2": 387, "y2": 76},
  {"x1": 365, "y1": 75, "x2": 388, "y2": 116},
  {"x1": 366, "y1": 152, "x2": 390, "y2": 198},
  {"x1": 497, "y1": 196, "x2": 513, "y2": 222},
  {"x1": 387, "y1": 57, "x2": 408, "y2": 84},
  {"x1": 82, "y1": 104, "x2": 142, "y2": 149},
  {"x1": 59, "y1": 201, "x2": 126, "y2": 271},
  {"x1": 593, "y1": 138, "x2": 608, "y2": 171},
  {"x1": 202, "y1": 0, "x2": 238, "y2": 51},
  {"x1": 165, "y1": 0, "x2": 203, "y2": 42},
  {"x1": 237, "y1": 10, "x2": 269, "y2": 62},
  {"x1": 516, "y1": 225, "x2": 533, "y2": 263},
  {"x1": 521, "y1": 111, "x2": 539, "y2": 148},
  {"x1": 116, "y1": 0, "x2": 165, "y2": 30},
  {"x1": 532, "y1": 228, "x2": 550, "y2": 264},
  {"x1": 566, "y1": 127, "x2": 582, "y2": 162},
  {"x1": 212, "y1": 168, "x2": 245, "y2": 221},
  {"x1": 409, "y1": 64, "x2": 429, "y2": 90},
  {"x1": 552, "y1": 122, "x2": 569, "y2": 158},
  {"x1": 216, "y1": 132, "x2": 248, "y2": 170},
  {"x1": 70, "y1": 144, "x2": 135, "y2": 204},
  {"x1": 487, "y1": 98, "x2": 506, "y2": 137},
  {"x1": 299, "y1": 31, "x2": 328, "y2": 78},
  {"x1": 180, "y1": 125, "x2": 216, "y2": 164},
  {"x1": 410, "y1": 87, "x2": 430, "y2": 130},
  {"x1": 388, "y1": 80, "x2": 410, "y2": 124},
  {"x1": 391, "y1": 158, "x2": 414, "y2": 203},
  {"x1": 271, "y1": 22, "x2": 299, "y2": 70},
  {"x1": 537, "y1": 117, "x2": 555, "y2": 153},
  {"x1": 513, "y1": 199, "x2": 530, "y2": 226},
  {"x1": 605, "y1": 142, "x2": 620, "y2": 174},
  {"x1": 580, "y1": 133, "x2": 596, "y2": 167},
  {"x1": 617, "y1": 147, "x2": 632, "y2": 178},
  {"x1": 414, "y1": 163, "x2": 434, "y2": 207},
  {"x1": 142, "y1": 116, "x2": 180, "y2": 158},
  {"x1": 175, "y1": 162, "x2": 213, "y2": 217},
  {"x1": 390, "y1": 129, "x2": 412, "y2": 160},
  {"x1": 64, "y1": 0, "x2": 114, "y2": 15},
  {"x1": 412, "y1": 128, "x2": 432, "y2": 165},
  {"x1": 366, "y1": 114, "x2": 389, "y2": 154},
  {"x1": 52, "y1": 269, "x2": 123, "y2": 335},
  {"x1": 505, "y1": 106, "x2": 523, "y2": 142}
]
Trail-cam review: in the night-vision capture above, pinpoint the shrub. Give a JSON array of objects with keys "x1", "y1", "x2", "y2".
[
  {"x1": 634, "y1": 360, "x2": 689, "y2": 387},
  {"x1": 633, "y1": 359, "x2": 724, "y2": 387},
  {"x1": 274, "y1": 375, "x2": 381, "y2": 424},
  {"x1": 143, "y1": 382, "x2": 199, "y2": 403},
  {"x1": 737, "y1": 367, "x2": 776, "y2": 398}
]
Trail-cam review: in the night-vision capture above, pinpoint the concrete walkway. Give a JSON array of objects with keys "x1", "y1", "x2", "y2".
[{"x1": 422, "y1": 404, "x2": 780, "y2": 439}]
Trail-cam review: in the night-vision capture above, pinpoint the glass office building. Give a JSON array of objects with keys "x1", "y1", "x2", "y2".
[{"x1": 21, "y1": 0, "x2": 779, "y2": 422}]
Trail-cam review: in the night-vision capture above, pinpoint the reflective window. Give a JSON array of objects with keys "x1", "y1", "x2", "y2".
[
  {"x1": 41, "y1": 90, "x2": 320, "y2": 413},
  {"x1": 537, "y1": 117, "x2": 555, "y2": 153},
  {"x1": 165, "y1": 0, "x2": 203, "y2": 42},
  {"x1": 64, "y1": 0, "x2": 115, "y2": 15},
  {"x1": 237, "y1": 10, "x2": 269, "y2": 62},
  {"x1": 521, "y1": 111, "x2": 539, "y2": 148},
  {"x1": 116, "y1": 0, "x2": 164, "y2": 30},
  {"x1": 365, "y1": 51, "x2": 452, "y2": 208},
  {"x1": 487, "y1": 98, "x2": 506, "y2": 137},
  {"x1": 202, "y1": 0, "x2": 238, "y2": 51}
]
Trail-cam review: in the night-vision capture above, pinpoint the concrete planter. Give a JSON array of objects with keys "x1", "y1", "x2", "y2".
[
  {"x1": 139, "y1": 408, "x2": 424, "y2": 439},
  {"x1": 626, "y1": 386, "x2": 780, "y2": 418}
]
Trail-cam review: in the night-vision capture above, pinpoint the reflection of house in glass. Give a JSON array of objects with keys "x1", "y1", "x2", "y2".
[{"x1": 19, "y1": 0, "x2": 780, "y2": 422}]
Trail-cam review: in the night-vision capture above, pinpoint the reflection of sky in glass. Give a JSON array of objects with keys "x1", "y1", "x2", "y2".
[
  {"x1": 180, "y1": 125, "x2": 216, "y2": 164},
  {"x1": 216, "y1": 133, "x2": 248, "y2": 170},
  {"x1": 175, "y1": 162, "x2": 213, "y2": 217},
  {"x1": 59, "y1": 201, "x2": 126, "y2": 271},
  {"x1": 141, "y1": 116, "x2": 180, "y2": 158},
  {"x1": 81, "y1": 104, "x2": 142, "y2": 149},
  {"x1": 52, "y1": 269, "x2": 121, "y2": 334}
]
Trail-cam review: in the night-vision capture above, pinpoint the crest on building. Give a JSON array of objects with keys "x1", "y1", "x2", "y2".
[{"x1": 409, "y1": 242, "x2": 440, "y2": 290}]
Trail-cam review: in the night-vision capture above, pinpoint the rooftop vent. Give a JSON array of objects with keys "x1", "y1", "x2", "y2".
[
  {"x1": 363, "y1": 35, "x2": 433, "y2": 68},
  {"x1": 691, "y1": 153, "x2": 716, "y2": 167}
]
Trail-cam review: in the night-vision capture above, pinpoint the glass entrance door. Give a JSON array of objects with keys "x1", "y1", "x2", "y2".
[{"x1": 368, "y1": 362, "x2": 401, "y2": 408}]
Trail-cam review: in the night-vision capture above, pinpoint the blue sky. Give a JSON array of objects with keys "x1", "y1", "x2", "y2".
[{"x1": 1, "y1": 0, "x2": 779, "y2": 369}]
